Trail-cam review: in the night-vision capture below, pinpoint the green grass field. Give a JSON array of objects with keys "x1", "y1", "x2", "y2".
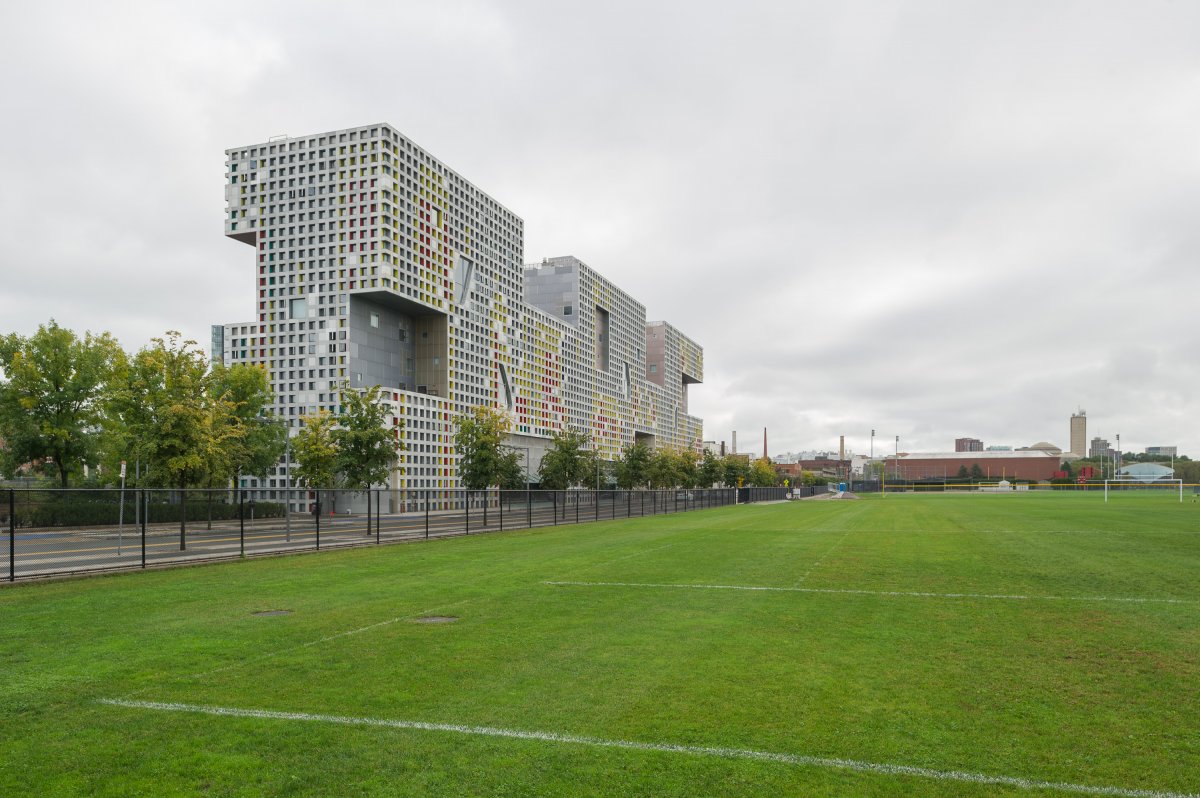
[{"x1": 2, "y1": 493, "x2": 1198, "y2": 797}]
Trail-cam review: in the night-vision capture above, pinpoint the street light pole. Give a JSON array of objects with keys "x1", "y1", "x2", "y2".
[{"x1": 284, "y1": 429, "x2": 291, "y2": 542}]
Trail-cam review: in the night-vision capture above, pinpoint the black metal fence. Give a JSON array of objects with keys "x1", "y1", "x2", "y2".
[{"x1": 1, "y1": 487, "x2": 737, "y2": 582}]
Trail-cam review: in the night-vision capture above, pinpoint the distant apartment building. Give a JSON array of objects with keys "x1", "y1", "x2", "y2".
[
  {"x1": 215, "y1": 123, "x2": 704, "y2": 502},
  {"x1": 1145, "y1": 446, "x2": 1177, "y2": 457},
  {"x1": 1089, "y1": 437, "x2": 1111, "y2": 458},
  {"x1": 955, "y1": 437, "x2": 984, "y2": 452},
  {"x1": 1069, "y1": 410, "x2": 1087, "y2": 457}
]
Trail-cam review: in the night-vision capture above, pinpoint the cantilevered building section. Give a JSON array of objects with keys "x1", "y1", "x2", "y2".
[{"x1": 216, "y1": 124, "x2": 703, "y2": 500}]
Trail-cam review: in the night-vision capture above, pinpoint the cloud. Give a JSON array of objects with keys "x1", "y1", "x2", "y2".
[{"x1": 1, "y1": 0, "x2": 1198, "y2": 456}]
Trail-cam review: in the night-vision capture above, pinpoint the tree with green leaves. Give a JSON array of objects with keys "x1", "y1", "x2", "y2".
[
  {"x1": 676, "y1": 448, "x2": 699, "y2": 489},
  {"x1": 721, "y1": 455, "x2": 751, "y2": 488},
  {"x1": 333, "y1": 384, "x2": 401, "y2": 492},
  {"x1": 969, "y1": 463, "x2": 985, "y2": 481},
  {"x1": 454, "y1": 405, "x2": 515, "y2": 490},
  {"x1": 698, "y1": 449, "x2": 722, "y2": 488},
  {"x1": 497, "y1": 446, "x2": 527, "y2": 490},
  {"x1": 749, "y1": 457, "x2": 778, "y2": 487},
  {"x1": 208, "y1": 362, "x2": 285, "y2": 483},
  {"x1": 110, "y1": 332, "x2": 227, "y2": 549},
  {"x1": 291, "y1": 410, "x2": 340, "y2": 514},
  {"x1": 538, "y1": 427, "x2": 592, "y2": 489},
  {"x1": 0, "y1": 319, "x2": 123, "y2": 486},
  {"x1": 616, "y1": 441, "x2": 651, "y2": 489},
  {"x1": 647, "y1": 449, "x2": 681, "y2": 489},
  {"x1": 581, "y1": 446, "x2": 603, "y2": 490}
]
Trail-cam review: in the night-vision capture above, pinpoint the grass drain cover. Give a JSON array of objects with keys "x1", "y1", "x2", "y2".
[
  {"x1": 412, "y1": 616, "x2": 458, "y2": 624},
  {"x1": 253, "y1": 610, "x2": 292, "y2": 617}
]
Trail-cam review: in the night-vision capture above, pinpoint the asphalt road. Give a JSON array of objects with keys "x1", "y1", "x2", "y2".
[{"x1": 2, "y1": 492, "x2": 723, "y2": 579}]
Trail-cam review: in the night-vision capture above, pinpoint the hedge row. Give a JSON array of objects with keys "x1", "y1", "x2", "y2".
[{"x1": 6, "y1": 498, "x2": 284, "y2": 528}]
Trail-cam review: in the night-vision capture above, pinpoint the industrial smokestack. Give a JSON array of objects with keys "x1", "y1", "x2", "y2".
[
  {"x1": 839, "y1": 435, "x2": 845, "y2": 462},
  {"x1": 763, "y1": 428, "x2": 768, "y2": 460},
  {"x1": 732, "y1": 431, "x2": 737, "y2": 454},
  {"x1": 720, "y1": 441, "x2": 726, "y2": 456}
]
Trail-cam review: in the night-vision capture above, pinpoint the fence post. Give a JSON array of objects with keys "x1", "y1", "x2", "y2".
[
  {"x1": 239, "y1": 491, "x2": 245, "y2": 558},
  {"x1": 500, "y1": 489, "x2": 505, "y2": 531},
  {"x1": 315, "y1": 490, "x2": 321, "y2": 550},
  {"x1": 553, "y1": 490, "x2": 557, "y2": 525},
  {"x1": 8, "y1": 489, "x2": 14, "y2": 582},
  {"x1": 425, "y1": 490, "x2": 430, "y2": 539},
  {"x1": 465, "y1": 490, "x2": 470, "y2": 535},
  {"x1": 594, "y1": 490, "x2": 599, "y2": 522},
  {"x1": 140, "y1": 490, "x2": 147, "y2": 569},
  {"x1": 575, "y1": 492, "x2": 579, "y2": 524},
  {"x1": 527, "y1": 488, "x2": 532, "y2": 529},
  {"x1": 375, "y1": 490, "x2": 381, "y2": 544}
]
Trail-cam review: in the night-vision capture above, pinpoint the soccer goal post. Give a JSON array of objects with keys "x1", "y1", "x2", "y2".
[{"x1": 1103, "y1": 478, "x2": 1183, "y2": 503}]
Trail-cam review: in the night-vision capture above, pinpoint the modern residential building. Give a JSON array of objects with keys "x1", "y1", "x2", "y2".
[
  {"x1": 215, "y1": 123, "x2": 704, "y2": 504},
  {"x1": 1089, "y1": 437, "x2": 1111, "y2": 459},
  {"x1": 955, "y1": 437, "x2": 983, "y2": 452}
]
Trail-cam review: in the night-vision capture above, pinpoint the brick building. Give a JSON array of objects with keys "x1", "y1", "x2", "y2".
[{"x1": 883, "y1": 451, "x2": 1061, "y2": 481}]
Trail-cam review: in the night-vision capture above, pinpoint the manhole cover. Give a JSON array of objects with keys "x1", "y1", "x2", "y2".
[
  {"x1": 412, "y1": 615, "x2": 458, "y2": 624},
  {"x1": 252, "y1": 610, "x2": 292, "y2": 617}
]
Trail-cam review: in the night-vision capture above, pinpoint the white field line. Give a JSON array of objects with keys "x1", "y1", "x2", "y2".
[
  {"x1": 96, "y1": 699, "x2": 1198, "y2": 798},
  {"x1": 114, "y1": 598, "x2": 476, "y2": 700},
  {"x1": 544, "y1": 581, "x2": 1197, "y2": 605},
  {"x1": 186, "y1": 597, "x2": 476, "y2": 680},
  {"x1": 792, "y1": 528, "x2": 854, "y2": 588},
  {"x1": 571, "y1": 540, "x2": 683, "y2": 573}
]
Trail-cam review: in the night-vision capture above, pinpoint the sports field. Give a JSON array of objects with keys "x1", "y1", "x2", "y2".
[{"x1": 2, "y1": 493, "x2": 1197, "y2": 797}]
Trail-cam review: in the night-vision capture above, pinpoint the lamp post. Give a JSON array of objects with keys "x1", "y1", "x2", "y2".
[
  {"x1": 895, "y1": 435, "x2": 900, "y2": 481},
  {"x1": 283, "y1": 428, "x2": 291, "y2": 542}
]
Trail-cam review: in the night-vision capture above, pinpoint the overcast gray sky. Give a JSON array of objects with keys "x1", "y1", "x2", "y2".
[{"x1": 2, "y1": 0, "x2": 1197, "y2": 458}]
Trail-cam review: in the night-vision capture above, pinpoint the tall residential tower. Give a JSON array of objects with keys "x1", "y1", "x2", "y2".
[{"x1": 1070, "y1": 410, "x2": 1087, "y2": 458}]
